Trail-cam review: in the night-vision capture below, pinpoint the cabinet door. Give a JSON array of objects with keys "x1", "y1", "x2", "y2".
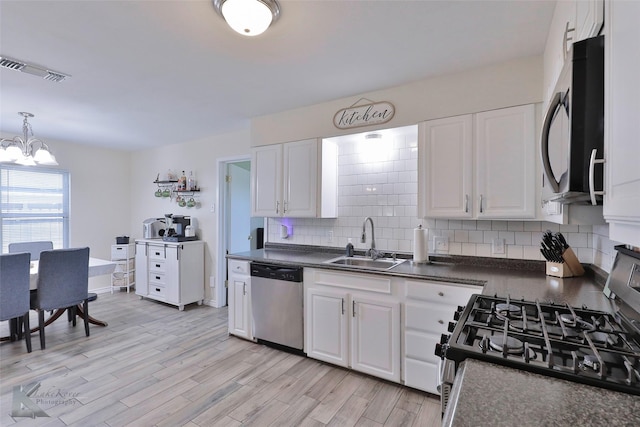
[
  {"x1": 475, "y1": 104, "x2": 536, "y2": 219},
  {"x1": 603, "y1": 0, "x2": 640, "y2": 247},
  {"x1": 306, "y1": 288, "x2": 348, "y2": 367},
  {"x1": 134, "y1": 243, "x2": 148, "y2": 297},
  {"x1": 283, "y1": 139, "x2": 318, "y2": 217},
  {"x1": 251, "y1": 144, "x2": 282, "y2": 217},
  {"x1": 229, "y1": 273, "x2": 251, "y2": 339},
  {"x1": 576, "y1": 0, "x2": 604, "y2": 41},
  {"x1": 351, "y1": 296, "x2": 400, "y2": 382},
  {"x1": 162, "y1": 245, "x2": 181, "y2": 305},
  {"x1": 418, "y1": 115, "x2": 473, "y2": 218}
]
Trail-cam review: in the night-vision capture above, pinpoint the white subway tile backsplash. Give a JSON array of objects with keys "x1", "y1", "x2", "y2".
[{"x1": 266, "y1": 137, "x2": 618, "y2": 271}]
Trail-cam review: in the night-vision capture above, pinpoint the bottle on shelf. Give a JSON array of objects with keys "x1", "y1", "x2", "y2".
[
  {"x1": 188, "y1": 171, "x2": 196, "y2": 191},
  {"x1": 179, "y1": 170, "x2": 187, "y2": 190}
]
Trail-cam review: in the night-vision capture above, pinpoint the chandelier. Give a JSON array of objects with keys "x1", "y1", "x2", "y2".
[
  {"x1": 0, "y1": 112, "x2": 58, "y2": 166},
  {"x1": 213, "y1": 0, "x2": 280, "y2": 36}
]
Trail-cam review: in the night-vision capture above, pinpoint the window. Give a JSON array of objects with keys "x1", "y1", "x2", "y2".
[{"x1": 0, "y1": 165, "x2": 70, "y2": 253}]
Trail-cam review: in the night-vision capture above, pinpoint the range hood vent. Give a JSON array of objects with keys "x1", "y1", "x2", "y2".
[{"x1": 0, "y1": 56, "x2": 70, "y2": 82}]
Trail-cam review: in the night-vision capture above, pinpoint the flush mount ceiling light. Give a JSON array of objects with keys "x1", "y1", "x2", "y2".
[
  {"x1": 0, "y1": 56, "x2": 70, "y2": 83},
  {"x1": 0, "y1": 112, "x2": 58, "y2": 166},
  {"x1": 212, "y1": 0, "x2": 280, "y2": 36}
]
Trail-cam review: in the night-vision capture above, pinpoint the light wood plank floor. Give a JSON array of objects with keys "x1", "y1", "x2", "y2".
[{"x1": 1, "y1": 292, "x2": 441, "y2": 426}]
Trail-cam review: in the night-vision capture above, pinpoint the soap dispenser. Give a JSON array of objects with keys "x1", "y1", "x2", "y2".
[{"x1": 346, "y1": 238, "x2": 354, "y2": 257}]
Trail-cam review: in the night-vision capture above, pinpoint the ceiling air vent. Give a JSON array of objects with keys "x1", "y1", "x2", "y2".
[{"x1": 0, "y1": 56, "x2": 70, "y2": 82}]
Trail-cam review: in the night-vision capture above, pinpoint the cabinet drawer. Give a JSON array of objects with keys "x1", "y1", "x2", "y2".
[
  {"x1": 149, "y1": 259, "x2": 166, "y2": 273},
  {"x1": 148, "y1": 246, "x2": 166, "y2": 260},
  {"x1": 114, "y1": 259, "x2": 135, "y2": 271},
  {"x1": 405, "y1": 302, "x2": 455, "y2": 334},
  {"x1": 404, "y1": 358, "x2": 439, "y2": 395},
  {"x1": 405, "y1": 330, "x2": 439, "y2": 364},
  {"x1": 111, "y1": 244, "x2": 134, "y2": 260},
  {"x1": 149, "y1": 271, "x2": 166, "y2": 285},
  {"x1": 229, "y1": 259, "x2": 249, "y2": 275},
  {"x1": 405, "y1": 280, "x2": 478, "y2": 306},
  {"x1": 149, "y1": 284, "x2": 166, "y2": 299}
]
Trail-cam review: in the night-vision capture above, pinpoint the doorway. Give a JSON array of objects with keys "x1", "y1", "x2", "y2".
[{"x1": 216, "y1": 156, "x2": 264, "y2": 308}]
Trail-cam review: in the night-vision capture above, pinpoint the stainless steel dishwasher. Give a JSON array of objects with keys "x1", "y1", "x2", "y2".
[{"x1": 250, "y1": 262, "x2": 304, "y2": 351}]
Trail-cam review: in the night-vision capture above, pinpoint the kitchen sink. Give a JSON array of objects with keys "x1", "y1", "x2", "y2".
[{"x1": 323, "y1": 255, "x2": 406, "y2": 271}]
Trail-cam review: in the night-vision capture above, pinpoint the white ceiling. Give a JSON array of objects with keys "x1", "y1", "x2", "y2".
[{"x1": 0, "y1": 0, "x2": 556, "y2": 151}]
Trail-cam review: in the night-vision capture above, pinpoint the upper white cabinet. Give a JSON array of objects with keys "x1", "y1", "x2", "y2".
[
  {"x1": 251, "y1": 138, "x2": 337, "y2": 218},
  {"x1": 575, "y1": 0, "x2": 604, "y2": 42},
  {"x1": 418, "y1": 104, "x2": 536, "y2": 219},
  {"x1": 603, "y1": 0, "x2": 640, "y2": 247}
]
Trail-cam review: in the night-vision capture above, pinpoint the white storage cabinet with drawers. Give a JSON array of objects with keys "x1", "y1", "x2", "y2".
[{"x1": 135, "y1": 239, "x2": 204, "y2": 310}]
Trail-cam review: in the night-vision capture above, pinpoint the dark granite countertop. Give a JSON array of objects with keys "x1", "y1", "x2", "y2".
[
  {"x1": 227, "y1": 245, "x2": 615, "y2": 312},
  {"x1": 443, "y1": 359, "x2": 640, "y2": 427}
]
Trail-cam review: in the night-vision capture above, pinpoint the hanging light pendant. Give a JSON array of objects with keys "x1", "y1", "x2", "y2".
[
  {"x1": 213, "y1": 0, "x2": 280, "y2": 36},
  {"x1": 0, "y1": 112, "x2": 58, "y2": 166}
]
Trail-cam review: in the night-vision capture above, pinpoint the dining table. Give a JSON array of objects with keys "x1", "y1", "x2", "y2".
[{"x1": 2, "y1": 257, "x2": 116, "y2": 342}]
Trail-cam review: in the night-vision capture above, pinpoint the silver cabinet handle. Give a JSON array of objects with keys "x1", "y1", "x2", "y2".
[
  {"x1": 589, "y1": 148, "x2": 606, "y2": 206},
  {"x1": 464, "y1": 194, "x2": 469, "y2": 213},
  {"x1": 479, "y1": 194, "x2": 484, "y2": 213},
  {"x1": 283, "y1": 200, "x2": 288, "y2": 213},
  {"x1": 563, "y1": 21, "x2": 575, "y2": 60},
  {"x1": 341, "y1": 298, "x2": 345, "y2": 315},
  {"x1": 352, "y1": 300, "x2": 356, "y2": 317},
  {"x1": 243, "y1": 282, "x2": 246, "y2": 296},
  {"x1": 276, "y1": 200, "x2": 280, "y2": 214}
]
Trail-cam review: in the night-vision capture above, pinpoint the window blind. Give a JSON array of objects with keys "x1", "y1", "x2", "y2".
[{"x1": 0, "y1": 166, "x2": 70, "y2": 253}]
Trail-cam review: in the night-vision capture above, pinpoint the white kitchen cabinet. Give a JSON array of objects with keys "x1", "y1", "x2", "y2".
[
  {"x1": 135, "y1": 239, "x2": 204, "y2": 311},
  {"x1": 251, "y1": 138, "x2": 337, "y2": 218},
  {"x1": 575, "y1": 0, "x2": 604, "y2": 42},
  {"x1": 228, "y1": 259, "x2": 253, "y2": 340},
  {"x1": 402, "y1": 279, "x2": 478, "y2": 395},
  {"x1": 305, "y1": 269, "x2": 400, "y2": 383},
  {"x1": 418, "y1": 104, "x2": 536, "y2": 219},
  {"x1": 602, "y1": 0, "x2": 640, "y2": 247},
  {"x1": 111, "y1": 243, "x2": 135, "y2": 293},
  {"x1": 306, "y1": 288, "x2": 349, "y2": 367},
  {"x1": 418, "y1": 114, "x2": 473, "y2": 219}
]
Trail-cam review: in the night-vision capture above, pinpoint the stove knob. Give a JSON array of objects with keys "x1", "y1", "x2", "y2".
[
  {"x1": 453, "y1": 311, "x2": 462, "y2": 321},
  {"x1": 434, "y1": 343, "x2": 443, "y2": 358},
  {"x1": 457, "y1": 305, "x2": 465, "y2": 312},
  {"x1": 440, "y1": 333, "x2": 449, "y2": 344},
  {"x1": 448, "y1": 321, "x2": 457, "y2": 333}
]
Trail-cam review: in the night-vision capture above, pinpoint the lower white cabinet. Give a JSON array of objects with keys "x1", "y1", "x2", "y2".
[
  {"x1": 135, "y1": 239, "x2": 204, "y2": 311},
  {"x1": 228, "y1": 259, "x2": 253, "y2": 340},
  {"x1": 402, "y1": 279, "x2": 478, "y2": 395},
  {"x1": 305, "y1": 269, "x2": 400, "y2": 383}
]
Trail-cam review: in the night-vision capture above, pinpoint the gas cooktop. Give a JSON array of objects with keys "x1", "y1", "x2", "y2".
[{"x1": 438, "y1": 245, "x2": 640, "y2": 400}]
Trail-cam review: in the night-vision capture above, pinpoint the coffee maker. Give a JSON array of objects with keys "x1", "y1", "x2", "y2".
[{"x1": 162, "y1": 214, "x2": 197, "y2": 242}]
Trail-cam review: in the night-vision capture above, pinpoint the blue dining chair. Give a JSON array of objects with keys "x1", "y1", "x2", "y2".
[
  {"x1": 0, "y1": 252, "x2": 33, "y2": 353},
  {"x1": 8, "y1": 241, "x2": 54, "y2": 261},
  {"x1": 31, "y1": 247, "x2": 90, "y2": 350}
]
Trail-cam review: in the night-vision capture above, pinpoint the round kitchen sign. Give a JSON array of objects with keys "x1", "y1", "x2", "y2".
[{"x1": 333, "y1": 100, "x2": 395, "y2": 130}]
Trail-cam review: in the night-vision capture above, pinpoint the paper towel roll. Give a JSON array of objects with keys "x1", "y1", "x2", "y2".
[{"x1": 413, "y1": 225, "x2": 429, "y2": 263}]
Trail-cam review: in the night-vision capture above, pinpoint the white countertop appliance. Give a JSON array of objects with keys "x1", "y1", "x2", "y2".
[{"x1": 143, "y1": 217, "x2": 165, "y2": 239}]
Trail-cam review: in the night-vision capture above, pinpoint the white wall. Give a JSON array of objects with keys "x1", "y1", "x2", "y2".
[
  {"x1": 252, "y1": 56, "x2": 543, "y2": 146},
  {"x1": 129, "y1": 129, "x2": 251, "y2": 303}
]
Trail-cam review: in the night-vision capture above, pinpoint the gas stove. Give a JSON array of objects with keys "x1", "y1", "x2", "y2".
[{"x1": 436, "y1": 245, "x2": 640, "y2": 413}]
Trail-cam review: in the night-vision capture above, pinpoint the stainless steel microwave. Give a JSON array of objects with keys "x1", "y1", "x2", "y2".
[{"x1": 541, "y1": 35, "x2": 604, "y2": 205}]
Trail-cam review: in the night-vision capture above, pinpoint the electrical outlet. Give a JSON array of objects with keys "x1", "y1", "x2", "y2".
[
  {"x1": 328, "y1": 230, "x2": 333, "y2": 243},
  {"x1": 434, "y1": 236, "x2": 449, "y2": 253},
  {"x1": 492, "y1": 238, "x2": 505, "y2": 254}
]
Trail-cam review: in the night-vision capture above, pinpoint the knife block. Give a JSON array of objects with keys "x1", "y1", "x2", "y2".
[{"x1": 546, "y1": 247, "x2": 585, "y2": 278}]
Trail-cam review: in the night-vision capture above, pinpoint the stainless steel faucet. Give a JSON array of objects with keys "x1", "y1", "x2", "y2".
[{"x1": 361, "y1": 217, "x2": 382, "y2": 260}]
